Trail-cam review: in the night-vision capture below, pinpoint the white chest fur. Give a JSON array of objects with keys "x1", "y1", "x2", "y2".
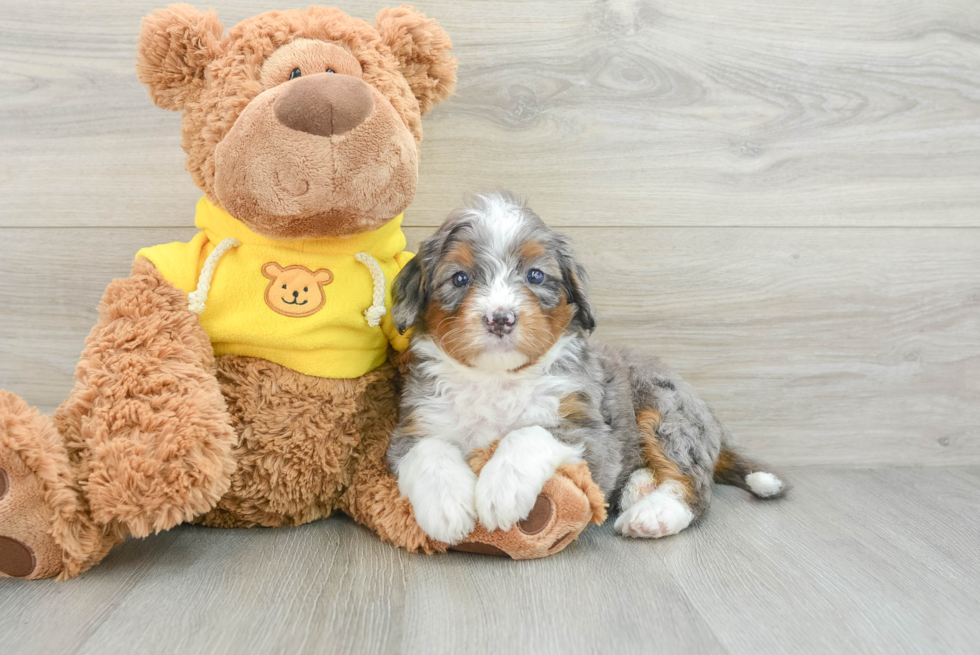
[{"x1": 412, "y1": 337, "x2": 580, "y2": 452}]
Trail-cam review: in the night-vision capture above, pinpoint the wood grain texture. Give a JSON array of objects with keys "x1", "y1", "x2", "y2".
[
  {"x1": 1, "y1": 467, "x2": 978, "y2": 655},
  {"x1": 0, "y1": 226, "x2": 977, "y2": 466},
  {"x1": 1, "y1": 0, "x2": 979, "y2": 227}
]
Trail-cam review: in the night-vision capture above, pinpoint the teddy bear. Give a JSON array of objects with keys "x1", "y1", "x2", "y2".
[{"x1": 0, "y1": 4, "x2": 605, "y2": 580}]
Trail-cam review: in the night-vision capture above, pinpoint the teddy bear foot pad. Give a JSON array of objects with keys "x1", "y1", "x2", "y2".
[
  {"x1": 0, "y1": 393, "x2": 67, "y2": 579},
  {"x1": 0, "y1": 453, "x2": 61, "y2": 578},
  {"x1": 0, "y1": 466, "x2": 39, "y2": 577},
  {"x1": 449, "y1": 462, "x2": 604, "y2": 560},
  {"x1": 451, "y1": 494, "x2": 563, "y2": 557},
  {"x1": 0, "y1": 456, "x2": 64, "y2": 579},
  {"x1": 0, "y1": 533, "x2": 36, "y2": 578}
]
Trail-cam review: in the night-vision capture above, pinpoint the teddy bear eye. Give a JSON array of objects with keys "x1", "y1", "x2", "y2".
[
  {"x1": 326, "y1": 68, "x2": 336, "y2": 74},
  {"x1": 289, "y1": 68, "x2": 302, "y2": 80},
  {"x1": 303, "y1": 287, "x2": 308, "y2": 292},
  {"x1": 282, "y1": 284, "x2": 287, "y2": 289}
]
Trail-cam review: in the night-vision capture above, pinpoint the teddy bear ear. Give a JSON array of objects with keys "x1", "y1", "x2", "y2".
[
  {"x1": 375, "y1": 6, "x2": 458, "y2": 115},
  {"x1": 136, "y1": 4, "x2": 224, "y2": 111}
]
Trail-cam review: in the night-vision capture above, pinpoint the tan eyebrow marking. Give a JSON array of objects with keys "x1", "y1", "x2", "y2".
[
  {"x1": 445, "y1": 240, "x2": 474, "y2": 268},
  {"x1": 518, "y1": 240, "x2": 546, "y2": 262}
]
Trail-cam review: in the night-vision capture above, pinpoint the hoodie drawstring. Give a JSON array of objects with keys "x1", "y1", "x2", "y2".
[
  {"x1": 354, "y1": 252, "x2": 386, "y2": 327},
  {"x1": 187, "y1": 238, "x2": 241, "y2": 315}
]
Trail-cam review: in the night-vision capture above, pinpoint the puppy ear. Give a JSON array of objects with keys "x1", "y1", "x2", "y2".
[
  {"x1": 558, "y1": 240, "x2": 596, "y2": 333},
  {"x1": 392, "y1": 254, "x2": 427, "y2": 334},
  {"x1": 375, "y1": 6, "x2": 457, "y2": 115},
  {"x1": 136, "y1": 4, "x2": 224, "y2": 111}
]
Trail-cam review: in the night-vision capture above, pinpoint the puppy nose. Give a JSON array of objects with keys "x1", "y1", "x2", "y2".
[
  {"x1": 274, "y1": 73, "x2": 375, "y2": 137},
  {"x1": 486, "y1": 311, "x2": 517, "y2": 336}
]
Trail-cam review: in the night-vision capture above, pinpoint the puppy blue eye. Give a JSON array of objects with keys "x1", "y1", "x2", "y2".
[
  {"x1": 326, "y1": 68, "x2": 336, "y2": 73},
  {"x1": 452, "y1": 272, "x2": 469, "y2": 287},
  {"x1": 526, "y1": 269, "x2": 545, "y2": 285},
  {"x1": 289, "y1": 68, "x2": 302, "y2": 80}
]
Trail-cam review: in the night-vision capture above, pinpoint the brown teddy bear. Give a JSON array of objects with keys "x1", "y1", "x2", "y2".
[{"x1": 0, "y1": 4, "x2": 605, "y2": 580}]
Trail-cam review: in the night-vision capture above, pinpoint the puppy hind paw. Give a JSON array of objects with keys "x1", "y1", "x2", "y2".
[
  {"x1": 615, "y1": 492, "x2": 694, "y2": 539},
  {"x1": 619, "y1": 468, "x2": 657, "y2": 511}
]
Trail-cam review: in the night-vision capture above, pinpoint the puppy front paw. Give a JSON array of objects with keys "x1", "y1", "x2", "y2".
[
  {"x1": 413, "y1": 488, "x2": 477, "y2": 545},
  {"x1": 397, "y1": 439, "x2": 479, "y2": 545},
  {"x1": 475, "y1": 462, "x2": 544, "y2": 532},
  {"x1": 474, "y1": 426, "x2": 583, "y2": 532}
]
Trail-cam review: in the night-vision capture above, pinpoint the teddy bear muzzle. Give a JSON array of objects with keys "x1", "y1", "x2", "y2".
[
  {"x1": 274, "y1": 73, "x2": 375, "y2": 138},
  {"x1": 212, "y1": 74, "x2": 418, "y2": 241}
]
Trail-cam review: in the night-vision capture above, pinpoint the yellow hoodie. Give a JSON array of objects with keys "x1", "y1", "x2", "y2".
[{"x1": 137, "y1": 197, "x2": 412, "y2": 379}]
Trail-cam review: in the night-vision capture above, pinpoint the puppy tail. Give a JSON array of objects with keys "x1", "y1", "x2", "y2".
[{"x1": 713, "y1": 449, "x2": 788, "y2": 500}]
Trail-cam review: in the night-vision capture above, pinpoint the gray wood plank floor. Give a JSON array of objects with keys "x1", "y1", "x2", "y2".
[{"x1": 2, "y1": 467, "x2": 978, "y2": 655}]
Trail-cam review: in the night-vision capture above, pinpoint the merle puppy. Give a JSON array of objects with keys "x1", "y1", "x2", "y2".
[{"x1": 388, "y1": 192, "x2": 786, "y2": 545}]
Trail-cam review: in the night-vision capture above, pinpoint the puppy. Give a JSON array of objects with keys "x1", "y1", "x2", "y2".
[{"x1": 388, "y1": 192, "x2": 786, "y2": 545}]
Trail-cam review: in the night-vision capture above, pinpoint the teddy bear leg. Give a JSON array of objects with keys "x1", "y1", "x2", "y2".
[
  {"x1": 343, "y1": 435, "x2": 606, "y2": 559},
  {"x1": 451, "y1": 448, "x2": 608, "y2": 559},
  {"x1": 1, "y1": 258, "x2": 236, "y2": 579},
  {"x1": 0, "y1": 391, "x2": 121, "y2": 580},
  {"x1": 50, "y1": 259, "x2": 237, "y2": 541}
]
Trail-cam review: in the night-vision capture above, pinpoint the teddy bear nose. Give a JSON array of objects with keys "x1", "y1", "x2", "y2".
[
  {"x1": 292, "y1": 290, "x2": 299, "y2": 298},
  {"x1": 274, "y1": 73, "x2": 375, "y2": 137}
]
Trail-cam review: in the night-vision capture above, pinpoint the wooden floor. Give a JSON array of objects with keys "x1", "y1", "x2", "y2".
[
  {"x1": 1, "y1": 467, "x2": 977, "y2": 655},
  {"x1": 1, "y1": 0, "x2": 979, "y2": 653}
]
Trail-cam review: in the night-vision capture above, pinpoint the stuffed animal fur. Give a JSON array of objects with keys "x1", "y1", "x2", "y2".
[{"x1": 0, "y1": 4, "x2": 604, "y2": 580}]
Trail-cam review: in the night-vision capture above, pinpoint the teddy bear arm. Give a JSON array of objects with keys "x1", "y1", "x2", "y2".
[
  {"x1": 52, "y1": 257, "x2": 238, "y2": 538},
  {"x1": 337, "y1": 366, "x2": 446, "y2": 554},
  {"x1": 340, "y1": 458, "x2": 447, "y2": 554}
]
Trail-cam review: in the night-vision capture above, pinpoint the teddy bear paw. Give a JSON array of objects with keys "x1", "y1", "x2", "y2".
[
  {"x1": 0, "y1": 392, "x2": 66, "y2": 579},
  {"x1": 452, "y1": 461, "x2": 605, "y2": 559}
]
